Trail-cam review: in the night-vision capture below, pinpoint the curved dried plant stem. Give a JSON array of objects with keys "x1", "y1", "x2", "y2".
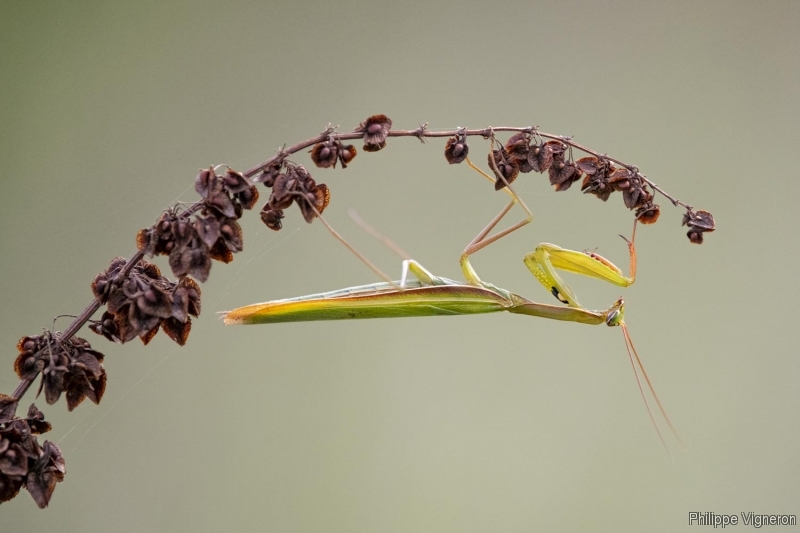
[{"x1": 244, "y1": 126, "x2": 691, "y2": 210}]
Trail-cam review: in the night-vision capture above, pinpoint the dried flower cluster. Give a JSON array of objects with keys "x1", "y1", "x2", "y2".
[
  {"x1": 14, "y1": 334, "x2": 106, "y2": 410},
  {"x1": 309, "y1": 137, "x2": 357, "y2": 169},
  {"x1": 445, "y1": 130, "x2": 715, "y2": 234},
  {"x1": 354, "y1": 114, "x2": 392, "y2": 152},
  {"x1": 256, "y1": 162, "x2": 330, "y2": 231},
  {"x1": 1, "y1": 115, "x2": 715, "y2": 508},
  {"x1": 682, "y1": 209, "x2": 716, "y2": 244},
  {"x1": 136, "y1": 167, "x2": 256, "y2": 282},
  {"x1": 253, "y1": 116, "x2": 393, "y2": 233},
  {"x1": 90, "y1": 258, "x2": 201, "y2": 346},
  {"x1": 0, "y1": 402, "x2": 64, "y2": 508}
]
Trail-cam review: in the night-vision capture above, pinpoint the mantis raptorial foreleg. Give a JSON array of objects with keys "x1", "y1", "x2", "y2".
[{"x1": 523, "y1": 223, "x2": 637, "y2": 309}]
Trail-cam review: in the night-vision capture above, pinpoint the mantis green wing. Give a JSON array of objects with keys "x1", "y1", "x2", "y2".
[{"x1": 223, "y1": 283, "x2": 512, "y2": 325}]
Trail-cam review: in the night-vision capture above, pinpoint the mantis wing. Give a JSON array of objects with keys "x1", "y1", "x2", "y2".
[{"x1": 224, "y1": 285, "x2": 512, "y2": 325}]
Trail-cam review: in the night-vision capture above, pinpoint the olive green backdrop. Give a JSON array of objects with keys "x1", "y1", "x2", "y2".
[{"x1": 2, "y1": 1, "x2": 798, "y2": 531}]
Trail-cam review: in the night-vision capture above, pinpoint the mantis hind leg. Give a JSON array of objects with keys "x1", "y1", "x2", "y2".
[{"x1": 523, "y1": 220, "x2": 638, "y2": 308}]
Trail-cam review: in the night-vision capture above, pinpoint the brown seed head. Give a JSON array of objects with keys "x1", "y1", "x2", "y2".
[
  {"x1": 504, "y1": 132, "x2": 534, "y2": 172},
  {"x1": 255, "y1": 162, "x2": 283, "y2": 187},
  {"x1": 338, "y1": 144, "x2": 357, "y2": 168},
  {"x1": 528, "y1": 140, "x2": 562, "y2": 173},
  {"x1": 310, "y1": 141, "x2": 338, "y2": 168},
  {"x1": 444, "y1": 134, "x2": 469, "y2": 165},
  {"x1": 682, "y1": 209, "x2": 715, "y2": 244},
  {"x1": 355, "y1": 114, "x2": 392, "y2": 152},
  {"x1": 234, "y1": 185, "x2": 259, "y2": 211},
  {"x1": 635, "y1": 202, "x2": 661, "y2": 224},
  {"x1": 260, "y1": 207, "x2": 284, "y2": 231},
  {"x1": 548, "y1": 154, "x2": 582, "y2": 192},
  {"x1": 489, "y1": 148, "x2": 520, "y2": 190}
]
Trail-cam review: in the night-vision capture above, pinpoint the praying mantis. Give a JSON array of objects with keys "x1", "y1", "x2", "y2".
[{"x1": 223, "y1": 136, "x2": 683, "y2": 451}]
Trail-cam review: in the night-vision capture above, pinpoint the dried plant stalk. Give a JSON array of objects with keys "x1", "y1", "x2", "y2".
[{"x1": 0, "y1": 115, "x2": 714, "y2": 508}]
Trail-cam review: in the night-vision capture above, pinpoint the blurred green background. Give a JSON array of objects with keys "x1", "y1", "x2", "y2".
[{"x1": 2, "y1": 1, "x2": 798, "y2": 531}]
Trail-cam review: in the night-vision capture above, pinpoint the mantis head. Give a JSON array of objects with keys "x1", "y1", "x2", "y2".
[{"x1": 604, "y1": 297, "x2": 626, "y2": 327}]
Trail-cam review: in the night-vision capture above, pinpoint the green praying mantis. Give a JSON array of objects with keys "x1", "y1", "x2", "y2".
[{"x1": 223, "y1": 138, "x2": 683, "y2": 451}]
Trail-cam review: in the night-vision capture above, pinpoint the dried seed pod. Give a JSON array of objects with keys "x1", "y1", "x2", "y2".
[
  {"x1": 194, "y1": 214, "x2": 221, "y2": 249},
  {"x1": 25, "y1": 405, "x2": 52, "y2": 435},
  {"x1": 444, "y1": 134, "x2": 469, "y2": 164},
  {"x1": 195, "y1": 167, "x2": 238, "y2": 218},
  {"x1": 206, "y1": 240, "x2": 232, "y2": 264},
  {"x1": 24, "y1": 440, "x2": 65, "y2": 508},
  {"x1": 161, "y1": 316, "x2": 191, "y2": 346},
  {"x1": 170, "y1": 219, "x2": 194, "y2": 249},
  {"x1": 607, "y1": 167, "x2": 633, "y2": 191},
  {"x1": 0, "y1": 466, "x2": 25, "y2": 504},
  {"x1": 138, "y1": 323, "x2": 160, "y2": 346},
  {"x1": 269, "y1": 173, "x2": 297, "y2": 210},
  {"x1": 356, "y1": 114, "x2": 392, "y2": 152},
  {"x1": 13, "y1": 334, "x2": 107, "y2": 411},
  {"x1": 581, "y1": 174, "x2": 612, "y2": 201},
  {"x1": 635, "y1": 202, "x2": 661, "y2": 224},
  {"x1": 528, "y1": 140, "x2": 562, "y2": 173},
  {"x1": 89, "y1": 311, "x2": 122, "y2": 344},
  {"x1": 221, "y1": 169, "x2": 252, "y2": 195},
  {"x1": 338, "y1": 144, "x2": 357, "y2": 167},
  {"x1": 504, "y1": 132, "x2": 532, "y2": 172},
  {"x1": 254, "y1": 162, "x2": 282, "y2": 187},
  {"x1": 113, "y1": 307, "x2": 138, "y2": 343},
  {"x1": 293, "y1": 165, "x2": 313, "y2": 184},
  {"x1": 91, "y1": 258, "x2": 128, "y2": 302},
  {"x1": 181, "y1": 277, "x2": 201, "y2": 317},
  {"x1": 217, "y1": 218, "x2": 244, "y2": 254},
  {"x1": 169, "y1": 237, "x2": 212, "y2": 282},
  {"x1": 621, "y1": 177, "x2": 647, "y2": 209},
  {"x1": 127, "y1": 302, "x2": 161, "y2": 341},
  {"x1": 682, "y1": 209, "x2": 716, "y2": 244},
  {"x1": 234, "y1": 185, "x2": 259, "y2": 211},
  {"x1": 14, "y1": 347, "x2": 42, "y2": 381},
  {"x1": 137, "y1": 260, "x2": 162, "y2": 280},
  {"x1": 133, "y1": 281, "x2": 173, "y2": 319},
  {"x1": 0, "y1": 411, "x2": 65, "y2": 507},
  {"x1": 170, "y1": 278, "x2": 199, "y2": 323},
  {"x1": 64, "y1": 346, "x2": 107, "y2": 410},
  {"x1": 203, "y1": 188, "x2": 237, "y2": 219},
  {"x1": 548, "y1": 154, "x2": 582, "y2": 192},
  {"x1": 489, "y1": 148, "x2": 520, "y2": 190},
  {"x1": 1, "y1": 440, "x2": 28, "y2": 476},
  {"x1": 297, "y1": 183, "x2": 331, "y2": 223},
  {"x1": 310, "y1": 141, "x2": 338, "y2": 168},
  {"x1": 260, "y1": 207, "x2": 284, "y2": 231},
  {"x1": 194, "y1": 167, "x2": 219, "y2": 199}
]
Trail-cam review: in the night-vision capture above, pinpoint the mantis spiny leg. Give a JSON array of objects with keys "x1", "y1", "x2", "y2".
[{"x1": 522, "y1": 220, "x2": 638, "y2": 309}]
